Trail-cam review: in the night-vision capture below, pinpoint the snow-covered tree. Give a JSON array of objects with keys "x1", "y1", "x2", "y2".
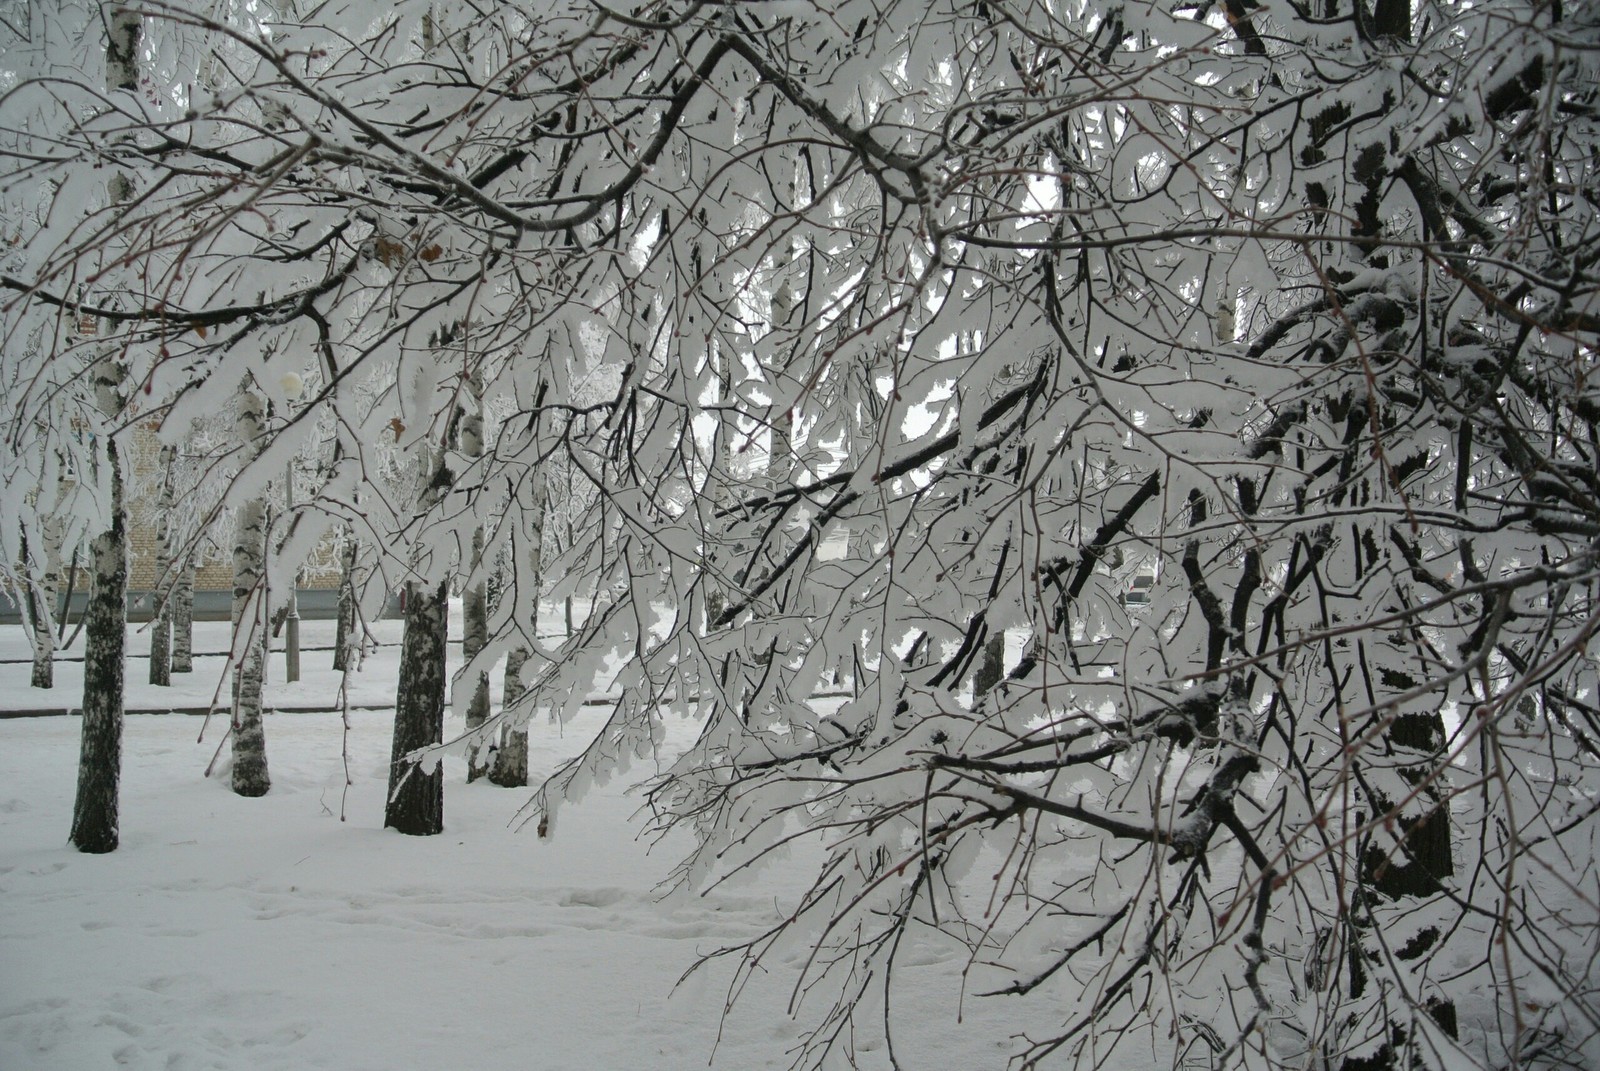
[
  {"x1": 4, "y1": 0, "x2": 1598, "y2": 1066},
  {"x1": 490, "y1": 4, "x2": 1600, "y2": 1068},
  {"x1": 64, "y1": 4, "x2": 144, "y2": 855}
]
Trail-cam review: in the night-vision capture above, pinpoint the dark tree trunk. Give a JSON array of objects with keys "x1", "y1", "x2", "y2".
[
  {"x1": 1365, "y1": 712, "x2": 1454, "y2": 900},
  {"x1": 972, "y1": 631, "x2": 1006, "y2": 700},
  {"x1": 1346, "y1": 696, "x2": 1456, "y2": 1067},
  {"x1": 463, "y1": 527, "x2": 491, "y2": 781},
  {"x1": 70, "y1": 440, "x2": 125, "y2": 854},
  {"x1": 386, "y1": 579, "x2": 447, "y2": 835}
]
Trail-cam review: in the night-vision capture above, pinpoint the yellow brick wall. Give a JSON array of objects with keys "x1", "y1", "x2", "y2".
[{"x1": 124, "y1": 424, "x2": 343, "y2": 593}]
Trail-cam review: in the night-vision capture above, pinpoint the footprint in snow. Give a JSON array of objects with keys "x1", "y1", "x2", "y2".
[{"x1": 557, "y1": 886, "x2": 630, "y2": 909}]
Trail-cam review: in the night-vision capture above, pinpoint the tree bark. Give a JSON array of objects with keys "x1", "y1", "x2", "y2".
[
  {"x1": 386, "y1": 580, "x2": 447, "y2": 834},
  {"x1": 170, "y1": 559, "x2": 194, "y2": 673},
  {"x1": 333, "y1": 529, "x2": 358, "y2": 670},
  {"x1": 491, "y1": 479, "x2": 543, "y2": 788},
  {"x1": 463, "y1": 528, "x2": 491, "y2": 781},
  {"x1": 460, "y1": 375, "x2": 491, "y2": 779},
  {"x1": 22, "y1": 524, "x2": 58, "y2": 689},
  {"x1": 230, "y1": 496, "x2": 271, "y2": 797},
  {"x1": 149, "y1": 444, "x2": 175, "y2": 686},
  {"x1": 489, "y1": 646, "x2": 529, "y2": 787},
  {"x1": 972, "y1": 631, "x2": 1006, "y2": 701},
  {"x1": 70, "y1": 439, "x2": 125, "y2": 854},
  {"x1": 229, "y1": 388, "x2": 270, "y2": 797}
]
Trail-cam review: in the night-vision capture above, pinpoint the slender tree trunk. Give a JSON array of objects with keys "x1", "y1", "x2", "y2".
[
  {"x1": 230, "y1": 388, "x2": 270, "y2": 797},
  {"x1": 333, "y1": 530, "x2": 358, "y2": 671},
  {"x1": 459, "y1": 376, "x2": 491, "y2": 779},
  {"x1": 490, "y1": 647, "x2": 529, "y2": 787},
  {"x1": 491, "y1": 480, "x2": 543, "y2": 788},
  {"x1": 230, "y1": 496, "x2": 271, "y2": 797},
  {"x1": 170, "y1": 559, "x2": 194, "y2": 673},
  {"x1": 149, "y1": 444, "x2": 175, "y2": 685},
  {"x1": 705, "y1": 343, "x2": 737, "y2": 629},
  {"x1": 147, "y1": 585, "x2": 171, "y2": 684},
  {"x1": 42, "y1": 518, "x2": 65, "y2": 683},
  {"x1": 770, "y1": 404, "x2": 794, "y2": 486},
  {"x1": 386, "y1": 579, "x2": 447, "y2": 835},
  {"x1": 231, "y1": 627, "x2": 270, "y2": 796},
  {"x1": 70, "y1": 440, "x2": 125, "y2": 854},
  {"x1": 21, "y1": 525, "x2": 58, "y2": 689},
  {"x1": 463, "y1": 528, "x2": 491, "y2": 781}
]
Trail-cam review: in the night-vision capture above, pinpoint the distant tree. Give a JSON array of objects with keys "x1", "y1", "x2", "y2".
[
  {"x1": 148, "y1": 443, "x2": 176, "y2": 686},
  {"x1": 17, "y1": 517, "x2": 62, "y2": 689},
  {"x1": 168, "y1": 557, "x2": 196, "y2": 674}
]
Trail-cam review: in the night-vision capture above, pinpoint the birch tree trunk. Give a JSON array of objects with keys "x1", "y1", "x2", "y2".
[
  {"x1": 148, "y1": 443, "x2": 175, "y2": 686},
  {"x1": 489, "y1": 646, "x2": 529, "y2": 788},
  {"x1": 229, "y1": 387, "x2": 270, "y2": 797},
  {"x1": 170, "y1": 559, "x2": 194, "y2": 673},
  {"x1": 70, "y1": 6, "x2": 139, "y2": 852},
  {"x1": 463, "y1": 525, "x2": 491, "y2": 780},
  {"x1": 386, "y1": 579, "x2": 447, "y2": 834},
  {"x1": 460, "y1": 376, "x2": 491, "y2": 779},
  {"x1": 21, "y1": 523, "x2": 58, "y2": 689},
  {"x1": 39, "y1": 518, "x2": 64, "y2": 684},
  {"x1": 333, "y1": 529, "x2": 358, "y2": 671},
  {"x1": 70, "y1": 435, "x2": 125, "y2": 853},
  {"x1": 230, "y1": 494, "x2": 270, "y2": 796},
  {"x1": 705, "y1": 342, "x2": 737, "y2": 629},
  {"x1": 491, "y1": 478, "x2": 543, "y2": 788}
]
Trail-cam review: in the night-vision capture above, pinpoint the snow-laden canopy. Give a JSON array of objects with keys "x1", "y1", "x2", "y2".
[{"x1": 3, "y1": 0, "x2": 1599, "y2": 1067}]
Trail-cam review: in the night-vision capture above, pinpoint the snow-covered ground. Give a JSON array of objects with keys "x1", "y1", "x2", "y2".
[{"x1": 0, "y1": 617, "x2": 1012, "y2": 1070}]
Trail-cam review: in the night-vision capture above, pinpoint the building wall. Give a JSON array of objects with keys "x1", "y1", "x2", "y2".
[
  {"x1": 122, "y1": 422, "x2": 343, "y2": 595},
  {"x1": 1, "y1": 423, "x2": 350, "y2": 624}
]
